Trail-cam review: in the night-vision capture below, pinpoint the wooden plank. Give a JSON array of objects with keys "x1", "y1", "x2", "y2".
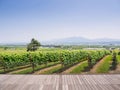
[{"x1": 0, "y1": 75, "x2": 120, "y2": 90}]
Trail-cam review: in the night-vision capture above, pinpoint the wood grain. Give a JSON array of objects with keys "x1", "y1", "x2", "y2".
[{"x1": 0, "y1": 75, "x2": 120, "y2": 90}]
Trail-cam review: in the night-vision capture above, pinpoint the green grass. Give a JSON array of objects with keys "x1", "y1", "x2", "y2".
[
  {"x1": 12, "y1": 62, "x2": 60, "y2": 74},
  {"x1": 0, "y1": 67, "x2": 3, "y2": 73},
  {"x1": 117, "y1": 55, "x2": 120, "y2": 63},
  {"x1": 0, "y1": 69, "x2": 4, "y2": 73},
  {"x1": 0, "y1": 65, "x2": 31, "y2": 74},
  {"x1": 70, "y1": 61, "x2": 88, "y2": 74},
  {"x1": 96, "y1": 55, "x2": 112, "y2": 73},
  {"x1": 41, "y1": 65, "x2": 62, "y2": 74},
  {"x1": 116, "y1": 55, "x2": 120, "y2": 68}
]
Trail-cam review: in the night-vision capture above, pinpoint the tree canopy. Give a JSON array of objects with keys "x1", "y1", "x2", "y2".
[{"x1": 27, "y1": 38, "x2": 41, "y2": 51}]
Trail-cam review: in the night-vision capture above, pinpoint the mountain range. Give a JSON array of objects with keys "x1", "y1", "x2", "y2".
[
  {"x1": 0, "y1": 37, "x2": 120, "y2": 46},
  {"x1": 41, "y1": 37, "x2": 120, "y2": 45}
]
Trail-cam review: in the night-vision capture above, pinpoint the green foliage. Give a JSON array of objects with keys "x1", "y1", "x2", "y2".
[
  {"x1": 27, "y1": 38, "x2": 41, "y2": 51},
  {"x1": 60, "y1": 50, "x2": 88, "y2": 67},
  {"x1": 0, "y1": 49, "x2": 110, "y2": 74},
  {"x1": 118, "y1": 52, "x2": 120, "y2": 55},
  {"x1": 0, "y1": 52, "x2": 30, "y2": 70},
  {"x1": 88, "y1": 50, "x2": 110, "y2": 68},
  {"x1": 111, "y1": 52, "x2": 117, "y2": 70}
]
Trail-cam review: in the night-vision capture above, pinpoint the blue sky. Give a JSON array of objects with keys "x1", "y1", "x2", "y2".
[{"x1": 0, "y1": 0, "x2": 120, "y2": 43}]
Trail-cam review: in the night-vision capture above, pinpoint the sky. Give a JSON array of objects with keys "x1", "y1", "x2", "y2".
[{"x1": 0, "y1": 0, "x2": 120, "y2": 43}]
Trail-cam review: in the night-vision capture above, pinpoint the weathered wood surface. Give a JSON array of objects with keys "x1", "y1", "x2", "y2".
[{"x1": 0, "y1": 75, "x2": 120, "y2": 90}]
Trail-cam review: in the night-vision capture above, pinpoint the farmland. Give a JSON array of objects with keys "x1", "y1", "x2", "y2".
[{"x1": 1, "y1": 47, "x2": 119, "y2": 74}]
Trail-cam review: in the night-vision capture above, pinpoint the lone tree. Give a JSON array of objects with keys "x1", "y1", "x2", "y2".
[{"x1": 27, "y1": 38, "x2": 41, "y2": 51}]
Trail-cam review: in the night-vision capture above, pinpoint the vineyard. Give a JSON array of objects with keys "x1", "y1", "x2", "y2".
[{"x1": 0, "y1": 48, "x2": 119, "y2": 74}]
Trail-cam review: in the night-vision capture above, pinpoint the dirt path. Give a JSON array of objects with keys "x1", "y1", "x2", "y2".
[
  {"x1": 34, "y1": 64, "x2": 61, "y2": 74},
  {"x1": 61, "y1": 61, "x2": 86, "y2": 74},
  {"x1": 90, "y1": 55, "x2": 109, "y2": 73},
  {"x1": 115, "y1": 64, "x2": 120, "y2": 73},
  {"x1": 109, "y1": 64, "x2": 120, "y2": 74},
  {"x1": 8, "y1": 66, "x2": 31, "y2": 74}
]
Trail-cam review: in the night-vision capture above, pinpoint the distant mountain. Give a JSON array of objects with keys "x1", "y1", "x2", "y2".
[
  {"x1": 1, "y1": 37, "x2": 120, "y2": 46},
  {"x1": 52, "y1": 37, "x2": 91, "y2": 43},
  {"x1": 41, "y1": 37, "x2": 90, "y2": 45},
  {"x1": 93, "y1": 38, "x2": 120, "y2": 42},
  {"x1": 41, "y1": 37, "x2": 120, "y2": 45}
]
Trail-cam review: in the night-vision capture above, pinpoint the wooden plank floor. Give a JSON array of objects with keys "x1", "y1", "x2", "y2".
[{"x1": 0, "y1": 75, "x2": 120, "y2": 90}]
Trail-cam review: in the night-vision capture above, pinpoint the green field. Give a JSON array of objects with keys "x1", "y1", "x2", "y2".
[{"x1": 0, "y1": 47, "x2": 119, "y2": 74}]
